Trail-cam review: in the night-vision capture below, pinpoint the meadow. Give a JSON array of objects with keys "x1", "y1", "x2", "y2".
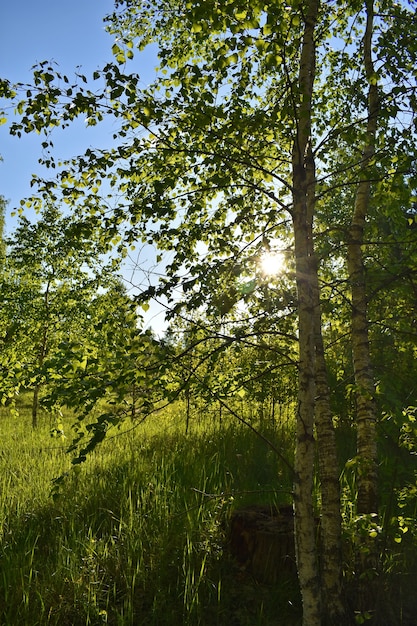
[
  {"x1": 2, "y1": 396, "x2": 417, "y2": 625},
  {"x1": 0, "y1": 398, "x2": 300, "y2": 625}
]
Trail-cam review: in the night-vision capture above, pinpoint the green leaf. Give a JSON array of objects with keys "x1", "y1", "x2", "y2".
[{"x1": 235, "y1": 9, "x2": 247, "y2": 20}]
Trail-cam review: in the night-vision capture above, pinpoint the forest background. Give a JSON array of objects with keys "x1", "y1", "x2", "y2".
[{"x1": 1, "y1": 0, "x2": 417, "y2": 625}]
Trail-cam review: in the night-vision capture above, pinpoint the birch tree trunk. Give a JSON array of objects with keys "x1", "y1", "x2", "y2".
[
  {"x1": 291, "y1": 2, "x2": 321, "y2": 623},
  {"x1": 293, "y1": 215, "x2": 321, "y2": 626},
  {"x1": 347, "y1": 0, "x2": 379, "y2": 516},
  {"x1": 314, "y1": 311, "x2": 347, "y2": 623},
  {"x1": 291, "y1": 3, "x2": 349, "y2": 623},
  {"x1": 307, "y1": 145, "x2": 346, "y2": 622}
]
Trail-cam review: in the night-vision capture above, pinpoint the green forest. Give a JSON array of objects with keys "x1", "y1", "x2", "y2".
[{"x1": 1, "y1": 0, "x2": 417, "y2": 624}]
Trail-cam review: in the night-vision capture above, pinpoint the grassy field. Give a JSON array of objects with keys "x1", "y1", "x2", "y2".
[
  {"x1": 2, "y1": 396, "x2": 417, "y2": 625},
  {"x1": 0, "y1": 398, "x2": 300, "y2": 625}
]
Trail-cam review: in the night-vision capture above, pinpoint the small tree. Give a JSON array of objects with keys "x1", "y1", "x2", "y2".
[{"x1": 5, "y1": 203, "x2": 112, "y2": 426}]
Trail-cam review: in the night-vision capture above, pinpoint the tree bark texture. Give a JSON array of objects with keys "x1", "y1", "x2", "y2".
[
  {"x1": 306, "y1": 146, "x2": 347, "y2": 622},
  {"x1": 291, "y1": 1, "x2": 321, "y2": 624},
  {"x1": 291, "y1": 1, "x2": 349, "y2": 623},
  {"x1": 347, "y1": 0, "x2": 379, "y2": 516},
  {"x1": 314, "y1": 311, "x2": 347, "y2": 623}
]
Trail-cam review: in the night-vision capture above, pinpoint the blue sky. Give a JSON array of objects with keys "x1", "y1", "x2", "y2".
[
  {"x1": 0, "y1": 1, "x2": 169, "y2": 331},
  {"x1": 0, "y1": 0, "x2": 156, "y2": 231}
]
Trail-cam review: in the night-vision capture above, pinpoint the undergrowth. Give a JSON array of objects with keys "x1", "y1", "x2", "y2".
[
  {"x1": 1, "y1": 399, "x2": 416, "y2": 625},
  {"x1": 0, "y1": 400, "x2": 298, "y2": 625}
]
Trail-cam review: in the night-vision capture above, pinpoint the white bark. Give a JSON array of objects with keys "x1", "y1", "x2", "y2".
[{"x1": 291, "y1": 2, "x2": 321, "y2": 624}]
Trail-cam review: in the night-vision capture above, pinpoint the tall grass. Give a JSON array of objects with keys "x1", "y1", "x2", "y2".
[{"x1": 0, "y1": 400, "x2": 298, "y2": 625}]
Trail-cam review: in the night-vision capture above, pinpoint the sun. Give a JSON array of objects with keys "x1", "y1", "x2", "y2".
[{"x1": 260, "y1": 251, "x2": 285, "y2": 276}]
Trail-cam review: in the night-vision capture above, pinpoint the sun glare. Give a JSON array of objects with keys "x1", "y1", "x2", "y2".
[{"x1": 260, "y1": 251, "x2": 285, "y2": 276}]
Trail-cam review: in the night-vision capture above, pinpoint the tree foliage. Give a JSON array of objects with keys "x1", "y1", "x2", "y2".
[
  {"x1": 0, "y1": 203, "x2": 124, "y2": 425},
  {"x1": 1, "y1": 0, "x2": 417, "y2": 623}
]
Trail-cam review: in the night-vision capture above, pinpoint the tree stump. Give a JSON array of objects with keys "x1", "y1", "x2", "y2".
[{"x1": 228, "y1": 504, "x2": 296, "y2": 584}]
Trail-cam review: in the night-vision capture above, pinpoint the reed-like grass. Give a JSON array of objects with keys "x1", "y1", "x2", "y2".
[{"x1": 0, "y1": 400, "x2": 298, "y2": 625}]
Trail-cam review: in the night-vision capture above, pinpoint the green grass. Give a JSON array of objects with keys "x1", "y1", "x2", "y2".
[
  {"x1": 3, "y1": 398, "x2": 416, "y2": 625},
  {"x1": 0, "y1": 400, "x2": 299, "y2": 625}
]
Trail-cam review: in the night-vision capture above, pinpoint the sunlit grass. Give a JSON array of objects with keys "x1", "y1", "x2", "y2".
[
  {"x1": 0, "y1": 398, "x2": 297, "y2": 625},
  {"x1": 2, "y1": 395, "x2": 416, "y2": 624}
]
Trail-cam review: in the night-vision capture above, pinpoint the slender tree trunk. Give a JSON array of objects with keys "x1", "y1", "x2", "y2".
[
  {"x1": 291, "y1": 2, "x2": 321, "y2": 624},
  {"x1": 292, "y1": 218, "x2": 321, "y2": 626},
  {"x1": 32, "y1": 281, "x2": 51, "y2": 429},
  {"x1": 296, "y1": 122, "x2": 347, "y2": 626},
  {"x1": 291, "y1": 2, "x2": 347, "y2": 623},
  {"x1": 32, "y1": 327, "x2": 48, "y2": 429},
  {"x1": 347, "y1": 0, "x2": 379, "y2": 516},
  {"x1": 131, "y1": 384, "x2": 137, "y2": 420},
  {"x1": 185, "y1": 387, "x2": 191, "y2": 434},
  {"x1": 314, "y1": 313, "x2": 347, "y2": 623},
  {"x1": 32, "y1": 384, "x2": 40, "y2": 429},
  {"x1": 306, "y1": 139, "x2": 347, "y2": 621}
]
